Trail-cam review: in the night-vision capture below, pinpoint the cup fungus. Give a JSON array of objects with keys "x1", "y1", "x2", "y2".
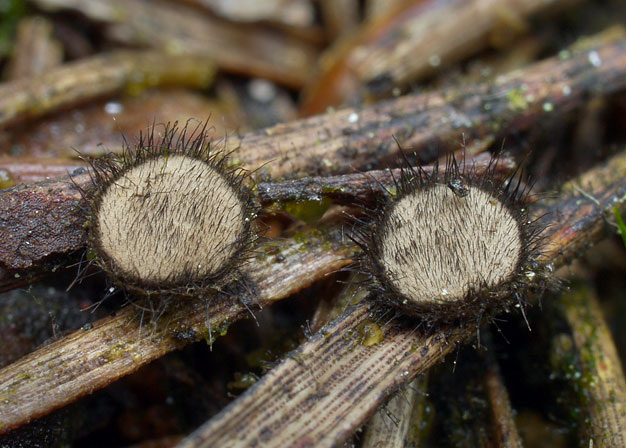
[
  {"x1": 83, "y1": 122, "x2": 257, "y2": 301},
  {"x1": 355, "y1": 156, "x2": 544, "y2": 324}
]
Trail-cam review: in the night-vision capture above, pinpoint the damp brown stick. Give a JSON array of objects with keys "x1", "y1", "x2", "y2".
[
  {"x1": 31, "y1": 0, "x2": 319, "y2": 89},
  {"x1": 0, "y1": 155, "x2": 512, "y2": 293},
  {"x1": 0, "y1": 50, "x2": 216, "y2": 130},
  {"x1": 559, "y1": 283, "x2": 626, "y2": 446}
]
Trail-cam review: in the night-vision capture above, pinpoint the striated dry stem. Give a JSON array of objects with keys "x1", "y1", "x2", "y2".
[
  {"x1": 257, "y1": 153, "x2": 514, "y2": 205},
  {"x1": 0, "y1": 50, "x2": 215, "y2": 130},
  {"x1": 560, "y1": 283, "x2": 626, "y2": 447},
  {"x1": 0, "y1": 225, "x2": 357, "y2": 434},
  {"x1": 175, "y1": 148, "x2": 626, "y2": 448},
  {"x1": 361, "y1": 376, "x2": 429, "y2": 448},
  {"x1": 483, "y1": 334, "x2": 523, "y2": 448}
]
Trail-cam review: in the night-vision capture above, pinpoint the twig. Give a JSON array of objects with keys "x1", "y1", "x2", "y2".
[
  {"x1": 0, "y1": 50, "x2": 215, "y2": 130},
  {"x1": 0, "y1": 225, "x2": 356, "y2": 434},
  {"x1": 256, "y1": 153, "x2": 513, "y2": 205},
  {"x1": 0, "y1": 157, "x2": 85, "y2": 186},
  {"x1": 0, "y1": 89, "x2": 236, "y2": 159},
  {"x1": 301, "y1": 0, "x2": 582, "y2": 114},
  {"x1": 483, "y1": 332, "x2": 523, "y2": 448},
  {"x1": 560, "y1": 283, "x2": 626, "y2": 447},
  {"x1": 32, "y1": 0, "x2": 319, "y2": 89},
  {"x1": 226, "y1": 28, "x2": 626, "y2": 178},
  {"x1": 3, "y1": 16, "x2": 62, "y2": 79}
]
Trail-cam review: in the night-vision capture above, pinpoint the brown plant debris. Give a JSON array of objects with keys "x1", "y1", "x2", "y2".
[
  {"x1": 175, "y1": 148, "x2": 626, "y2": 448},
  {"x1": 0, "y1": 50, "x2": 215, "y2": 130},
  {"x1": 483, "y1": 333, "x2": 523, "y2": 448},
  {"x1": 32, "y1": 0, "x2": 319, "y2": 89},
  {"x1": 560, "y1": 283, "x2": 626, "y2": 447},
  {"x1": 300, "y1": 0, "x2": 581, "y2": 114},
  {"x1": 1, "y1": 27, "x2": 624, "y2": 291},
  {"x1": 3, "y1": 16, "x2": 62, "y2": 80},
  {"x1": 0, "y1": 224, "x2": 356, "y2": 434},
  {"x1": 256, "y1": 153, "x2": 515, "y2": 205}
]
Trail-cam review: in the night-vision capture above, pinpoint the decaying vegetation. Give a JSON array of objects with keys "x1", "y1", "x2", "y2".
[{"x1": 1, "y1": 1, "x2": 626, "y2": 447}]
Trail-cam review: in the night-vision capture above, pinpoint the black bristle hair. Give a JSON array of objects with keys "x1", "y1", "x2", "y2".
[
  {"x1": 80, "y1": 120, "x2": 258, "y2": 303},
  {"x1": 351, "y1": 149, "x2": 548, "y2": 326}
]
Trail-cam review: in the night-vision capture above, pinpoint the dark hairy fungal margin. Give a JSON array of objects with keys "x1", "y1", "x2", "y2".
[
  {"x1": 81, "y1": 121, "x2": 258, "y2": 302},
  {"x1": 354, "y1": 154, "x2": 547, "y2": 325}
]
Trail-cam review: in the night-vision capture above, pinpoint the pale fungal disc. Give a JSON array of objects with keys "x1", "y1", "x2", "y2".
[
  {"x1": 97, "y1": 155, "x2": 244, "y2": 284},
  {"x1": 380, "y1": 184, "x2": 522, "y2": 306}
]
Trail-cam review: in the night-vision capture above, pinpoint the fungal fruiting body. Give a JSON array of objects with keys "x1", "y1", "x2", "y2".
[
  {"x1": 86, "y1": 123, "x2": 256, "y2": 299},
  {"x1": 358, "y1": 157, "x2": 542, "y2": 323}
]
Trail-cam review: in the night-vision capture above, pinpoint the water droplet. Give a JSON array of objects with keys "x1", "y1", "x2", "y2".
[
  {"x1": 104, "y1": 102, "x2": 124, "y2": 115},
  {"x1": 428, "y1": 54, "x2": 441, "y2": 67},
  {"x1": 248, "y1": 78, "x2": 276, "y2": 103},
  {"x1": 588, "y1": 51, "x2": 602, "y2": 68}
]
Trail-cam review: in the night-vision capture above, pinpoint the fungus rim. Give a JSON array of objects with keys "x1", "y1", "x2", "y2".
[
  {"x1": 83, "y1": 121, "x2": 257, "y2": 299},
  {"x1": 353, "y1": 154, "x2": 545, "y2": 323}
]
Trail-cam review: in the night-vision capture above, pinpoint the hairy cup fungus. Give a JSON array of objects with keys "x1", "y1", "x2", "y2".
[
  {"x1": 355, "y1": 155, "x2": 544, "y2": 324},
  {"x1": 83, "y1": 122, "x2": 256, "y2": 300}
]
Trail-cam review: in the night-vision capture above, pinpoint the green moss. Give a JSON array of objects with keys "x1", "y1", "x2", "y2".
[
  {"x1": 284, "y1": 197, "x2": 332, "y2": 223},
  {"x1": 227, "y1": 372, "x2": 259, "y2": 391},
  {"x1": 0, "y1": 168, "x2": 15, "y2": 189},
  {"x1": 102, "y1": 343, "x2": 130, "y2": 362},
  {"x1": 86, "y1": 248, "x2": 97, "y2": 262},
  {"x1": 357, "y1": 321, "x2": 384, "y2": 347},
  {"x1": 321, "y1": 185, "x2": 346, "y2": 195},
  {"x1": 613, "y1": 206, "x2": 626, "y2": 249},
  {"x1": 506, "y1": 87, "x2": 529, "y2": 111},
  {"x1": 0, "y1": 0, "x2": 26, "y2": 57},
  {"x1": 556, "y1": 284, "x2": 608, "y2": 427},
  {"x1": 292, "y1": 227, "x2": 328, "y2": 249},
  {"x1": 199, "y1": 321, "x2": 230, "y2": 346}
]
